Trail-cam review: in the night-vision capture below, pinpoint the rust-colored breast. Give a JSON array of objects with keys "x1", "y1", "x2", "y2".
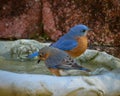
[{"x1": 66, "y1": 36, "x2": 88, "y2": 58}]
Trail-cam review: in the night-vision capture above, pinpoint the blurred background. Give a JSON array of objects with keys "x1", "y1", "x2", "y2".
[{"x1": 0, "y1": 0, "x2": 120, "y2": 58}]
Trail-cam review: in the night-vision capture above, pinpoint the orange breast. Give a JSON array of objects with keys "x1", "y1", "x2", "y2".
[{"x1": 66, "y1": 36, "x2": 88, "y2": 58}]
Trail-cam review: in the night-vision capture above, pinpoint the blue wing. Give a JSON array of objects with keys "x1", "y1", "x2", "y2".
[
  {"x1": 27, "y1": 51, "x2": 39, "y2": 58},
  {"x1": 51, "y1": 40, "x2": 78, "y2": 51}
]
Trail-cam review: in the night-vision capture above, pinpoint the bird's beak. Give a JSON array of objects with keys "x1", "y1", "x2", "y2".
[
  {"x1": 37, "y1": 59, "x2": 41, "y2": 64},
  {"x1": 37, "y1": 57, "x2": 46, "y2": 64},
  {"x1": 88, "y1": 28, "x2": 93, "y2": 31}
]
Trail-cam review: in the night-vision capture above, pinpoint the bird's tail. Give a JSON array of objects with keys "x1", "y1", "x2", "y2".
[
  {"x1": 73, "y1": 64, "x2": 91, "y2": 72},
  {"x1": 78, "y1": 67, "x2": 91, "y2": 72},
  {"x1": 27, "y1": 51, "x2": 39, "y2": 58}
]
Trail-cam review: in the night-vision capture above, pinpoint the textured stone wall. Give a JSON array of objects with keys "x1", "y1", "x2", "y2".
[
  {"x1": 0, "y1": 0, "x2": 120, "y2": 58},
  {"x1": 0, "y1": 0, "x2": 41, "y2": 39}
]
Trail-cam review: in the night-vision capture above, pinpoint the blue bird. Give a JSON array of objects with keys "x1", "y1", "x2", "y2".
[{"x1": 27, "y1": 24, "x2": 90, "y2": 58}]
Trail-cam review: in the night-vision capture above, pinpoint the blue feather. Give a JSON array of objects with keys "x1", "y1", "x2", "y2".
[
  {"x1": 79, "y1": 67, "x2": 90, "y2": 72},
  {"x1": 51, "y1": 40, "x2": 78, "y2": 50},
  {"x1": 27, "y1": 51, "x2": 39, "y2": 58}
]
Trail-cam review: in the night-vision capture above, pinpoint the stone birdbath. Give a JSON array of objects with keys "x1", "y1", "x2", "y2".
[{"x1": 0, "y1": 39, "x2": 120, "y2": 96}]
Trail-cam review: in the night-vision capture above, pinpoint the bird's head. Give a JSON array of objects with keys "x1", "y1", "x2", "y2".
[
  {"x1": 37, "y1": 46, "x2": 50, "y2": 63},
  {"x1": 68, "y1": 24, "x2": 91, "y2": 37}
]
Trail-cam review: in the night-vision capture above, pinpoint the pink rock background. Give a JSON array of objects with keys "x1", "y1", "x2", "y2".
[
  {"x1": 0, "y1": 0, "x2": 41, "y2": 39},
  {"x1": 0, "y1": 0, "x2": 120, "y2": 58}
]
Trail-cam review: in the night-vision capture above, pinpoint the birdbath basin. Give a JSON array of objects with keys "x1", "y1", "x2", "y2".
[{"x1": 0, "y1": 39, "x2": 120, "y2": 96}]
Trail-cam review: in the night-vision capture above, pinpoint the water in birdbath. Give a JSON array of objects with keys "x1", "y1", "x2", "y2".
[{"x1": 0, "y1": 41, "x2": 51, "y2": 75}]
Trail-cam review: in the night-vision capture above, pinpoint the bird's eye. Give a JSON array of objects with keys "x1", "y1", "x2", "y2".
[
  {"x1": 82, "y1": 29, "x2": 86, "y2": 32},
  {"x1": 39, "y1": 52, "x2": 44, "y2": 57},
  {"x1": 39, "y1": 54, "x2": 42, "y2": 57}
]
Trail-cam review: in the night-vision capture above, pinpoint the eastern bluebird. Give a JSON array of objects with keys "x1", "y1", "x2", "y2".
[
  {"x1": 28, "y1": 24, "x2": 90, "y2": 58},
  {"x1": 37, "y1": 46, "x2": 90, "y2": 76}
]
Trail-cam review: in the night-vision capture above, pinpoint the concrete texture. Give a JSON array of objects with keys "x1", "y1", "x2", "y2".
[{"x1": 0, "y1": 39, "x2": 120, "y2": 96}]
